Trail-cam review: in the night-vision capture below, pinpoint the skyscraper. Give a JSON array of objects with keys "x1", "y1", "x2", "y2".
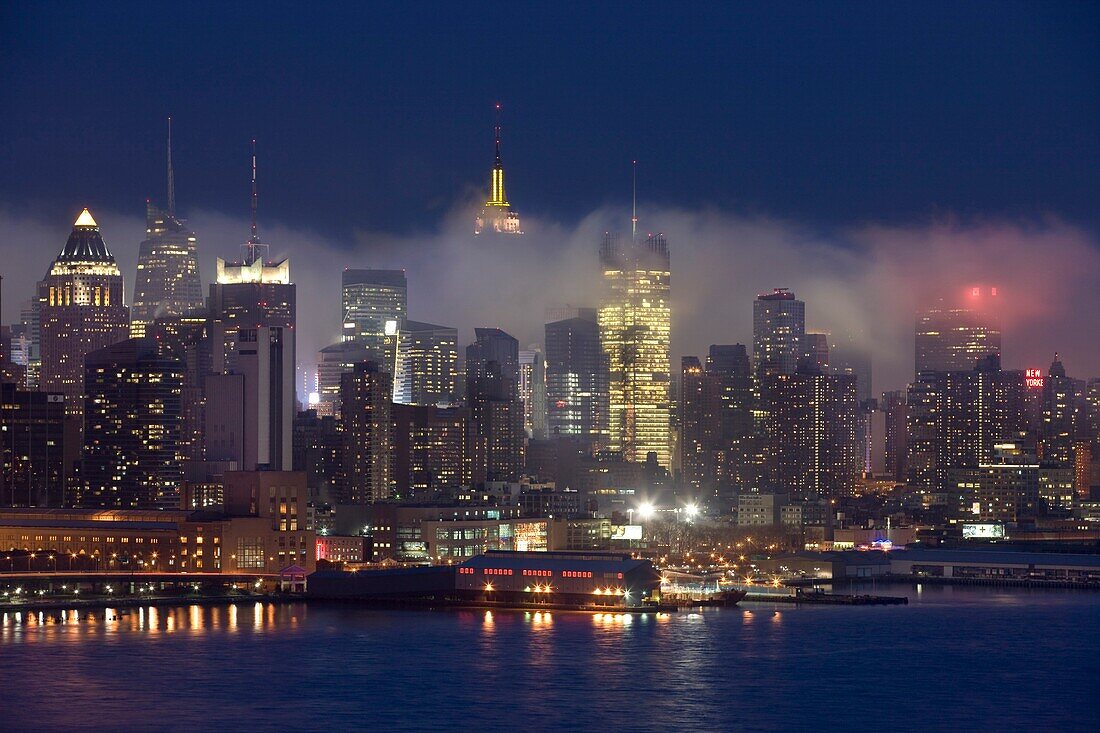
[
  {"x1": 39, "y1": 209, "x2": 130, "y2": 419},
  {"x1": 475, "y1": 108, "x2": 523, "y2": 236},
  {"x1": 393, "y1": 320, "x2": 458, "y2": 407},
  {"x1": 801, "y1": 332, "x2": 830, "y2": 374},
  {"x1": 0, "y1": 382, "x2": 66, "y2": 507},
  {"x1": 79, "y1": 338, "x2": 184, "y2": 509},
  {"x1": 315, "y1": 340, "x2": 373, "y2": 417},
  {"x1": 680, "y1": 356, "x2": 722, "y2": 495},
  {"x1": 765, "y1": 370, "x2": 860, "y2": 499},
  {"x1": 130, "y1": 120, "x2": 203, "y2": 337},
  {"x1": 906, "y1": 357, "x2": 1032, "y2": 491},
  {"x1": 208, "y1": 143, "x2": 295, "y2": 375},
  {"x1": 205, "y1": 326, "x2": 295, "y2": 471},
  {"x1": 466, "y1": 328, "x2": 524, "y2": 482},
  {"x1": 753, "y1": 288, "x2": 805, "y2": 380},
  {"x1": 880, "y1": 390, "x2": 909, "y2": 482},
  {"x1": 915, "y1": 293, "x2": 1001, "y2": 376},
  {"x1": 599, "y1": 231, "x2": 672, "y2": 466},
  {"x1": 519, "y1": 347, "x2": 547, "y2": 440},
  {"x1": 706, "y1": 344, "x2": 757, "y2": 495},
  {"x1": 131, "y1": 204, "x2": 202, "y2": 338},
  {"x1": 1040, "y1": 353, "x2": 1084, "y2": 466},
  {"x1": 545, "y1": 309, "x2": 608, "y2": 450},
  {"x1": 341, "y1": 361, "x2": 393, "y2": 503},
  {"x1": 341, "y1": 269, "x2": 407, "y2": 368},
  {"x1": 391, "y1": 403, "x2": 473, "y2": 499}
]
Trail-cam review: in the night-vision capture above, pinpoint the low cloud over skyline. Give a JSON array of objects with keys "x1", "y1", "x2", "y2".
[{"x1": 2, "y1": 200, "x2": 1098, "y2": 395}]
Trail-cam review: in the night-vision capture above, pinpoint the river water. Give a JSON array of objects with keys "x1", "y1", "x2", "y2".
[{"x1": 1, "y1": 585, "x2": 1096, "y2": 732}]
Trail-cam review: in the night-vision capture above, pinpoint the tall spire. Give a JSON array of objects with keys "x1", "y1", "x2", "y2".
[
  {"x1": 249, "y1": 138, "x2": 259, "y2": 244},
  {"x1": 494, "y1": 102, "x2": 502, "y2": 165},
  {"x1": 166, "y1": 116, "x2": 176, "y2": 217},
  {"x1": 631, "y1": 160, "x2": 638, "y2": 244}
]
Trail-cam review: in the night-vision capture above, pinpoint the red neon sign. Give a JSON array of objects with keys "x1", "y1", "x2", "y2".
[{"x1": 1025, "y1": 368, "x2": 1044, "y2": 389}]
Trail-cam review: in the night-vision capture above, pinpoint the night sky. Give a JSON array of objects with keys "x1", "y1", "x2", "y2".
[
  {"x1": 2, "y1": 2, "x2": 1097, "y2": 237},
  {"x1": 2, "y1": 2, "x2": 1099, "y2": 392}
]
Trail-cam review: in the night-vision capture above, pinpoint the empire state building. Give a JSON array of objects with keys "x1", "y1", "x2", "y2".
[{"x1": 475, "y1": 114, "x2": 523, "y2": 236}]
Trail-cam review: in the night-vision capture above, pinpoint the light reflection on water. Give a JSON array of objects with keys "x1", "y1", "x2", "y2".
[{"x1": 1, "y1": 586, "x2": 1098, "y2": 732}]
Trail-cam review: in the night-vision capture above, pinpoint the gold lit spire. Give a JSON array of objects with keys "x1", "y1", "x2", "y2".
[
  {"x1": 475, "y1": 103, "x2": 523, "y2": 236},
  {"x1": 74, "y1": 208, "x2": 98, "y2": 227}
]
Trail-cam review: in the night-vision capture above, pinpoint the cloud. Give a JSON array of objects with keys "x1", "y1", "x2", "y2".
[{"x1": 2, "y1": 202, "x2": 1098, "y2": 395}]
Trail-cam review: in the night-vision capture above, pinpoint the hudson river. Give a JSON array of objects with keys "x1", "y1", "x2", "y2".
[{"x1": 2, "y1": 585, "x2": 1096, "y2": 732}]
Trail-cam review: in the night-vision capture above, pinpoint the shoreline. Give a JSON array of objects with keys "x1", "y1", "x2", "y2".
[{"x1": 0, "y1": 594, "x2": 302, "y2": 615}]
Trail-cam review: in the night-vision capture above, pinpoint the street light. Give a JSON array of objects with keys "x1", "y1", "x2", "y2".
[
  {"x1": 683, "y1": 503, "x2": 699, "y2": 521},
  {"x1": 637, "y1": 502, "x2": 655, "y2": 521}
]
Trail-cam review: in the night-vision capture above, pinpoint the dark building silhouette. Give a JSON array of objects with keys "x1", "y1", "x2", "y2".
[
  {"x1": 545, "y1": 309, "x2": 608, "y2": 450},
  {"x1": 341, "y1": 361, "x2": 392, "y2": 503},
  {"x1": 466, "y1": 328, "x2": 523, "y2": 482},
  {"x1": 0, "y1": 382, "x2": 66, "y2": 507},
  {"x1": 79, "y1": 338, "x2": 184, "y2": 509}
]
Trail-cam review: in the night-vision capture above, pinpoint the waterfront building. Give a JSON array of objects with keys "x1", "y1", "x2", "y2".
[
  {"x1": 341, "y1": 361, "x2": 392, "y2": 503},
  {"x1": 915, "y1": 293, "x2": 1001, "y2": 376},
  {"x1": 951, "y1": 443, "x2": 1041, "y2": 523},
  {"x1": 393, "y1": 320, "x2": 457, "y2": 407},
  {"x1": 0, "y1": 382, "x2": 66, "y2": 507},
  {"x1": 519, "y1": 347, "x2": 548, "y2": 439},
  {"x1": 545, "y1": 309, "x2": 608, "y2": 450},
  {"x1": 474, "y1": 114, "x2": 523, "y2": 236},
  {"x1": 455, "y1": 550, "x2": 661, "y2": 607},
  {"x1": 599, "y1": 231, "x2": 672, "y2": 466},
  {"x1": 341, "y1": 268, "x2": 407, "y2": 368},
  {"x1": 39, "y1": 209, "x2": 130, "y2": 419},
  {"x1": 78, "y1": 338, "x2": 184, "y2": 510}
]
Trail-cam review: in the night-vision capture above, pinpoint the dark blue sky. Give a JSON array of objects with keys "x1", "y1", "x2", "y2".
[{"x1": 1, "y1": 1, "x2": 1097, "y2": 237}]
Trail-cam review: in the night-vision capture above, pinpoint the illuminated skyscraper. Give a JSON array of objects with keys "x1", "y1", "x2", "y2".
[
  {"x1": 915, "y1": 292, "x2": 1001, "y2": 376},
  {"x1": 765, "y1": 369, "x2": 860, "y2": 499},
  {"x1": 599, "y1": 231, "x2": 672, "y2": 467},
  {"x1": 753, "y1": 288, "x2": 805, "y2": 380},
  {"x1": 208, "y1": 143, "x2": 295, "y2": 375},
  {"x1": 341, "y1": 269, "x2": 407, "y2": 367},
  {"x1": 393, "y1": 320, "x2": 457, "y2": 407},
  {"x1": 475, "y1": 106, "x2": 522, "y2": 236},
  {"x1": 130, "y1": 120, "x2": 203, "y2": 337},
  {"x1": 545, "y1": 309, "x2": 608, "y2": 449},
  {"x1": 39, "y1": 209, "x2": 130, "y2": 419},
  {"x1": 906, "y1": 356, "x2": 1032, "y2": 491},
  {"x1": 79, "y1": 338, "x2": 184, "y2": 509}
]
